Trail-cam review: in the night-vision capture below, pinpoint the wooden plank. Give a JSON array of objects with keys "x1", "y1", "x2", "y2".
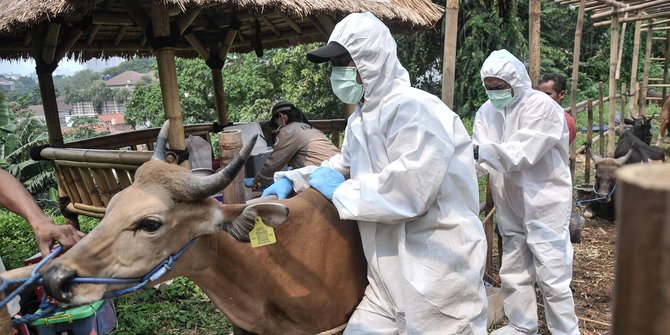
[
  {"x1": 441, "y1": 0, "x2": 459, "y2": 108},
  {"x1": 629, "y1": 20, "x2": 642, "y2": 117},
  {"x1": 640, "y1": 24, "x2": 654, "y2": 116},
  {"x1": 529, "y1": 0, "x2": 541, "y2": 87},
  {"x1": 76, "y1": 167, "x2": 103, "y2": 207},
  {"x1": 42, "y1": 23, "x2": 60, "y2": 64},
  {"x1": 570, "y1": 0, "x2": 587, "y2": 175},
  {"x1": 608, "y1": 12, "x2": 619, "y2": 157}
]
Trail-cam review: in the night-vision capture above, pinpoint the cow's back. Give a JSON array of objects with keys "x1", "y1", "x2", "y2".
[{"x1": 186, "y1": 189, "x2": 367, "y2": 335}]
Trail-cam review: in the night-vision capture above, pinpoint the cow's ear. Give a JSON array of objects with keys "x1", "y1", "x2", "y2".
[
  {"x1": 222, "y1": 203, "x2": 289, "y2": 242},
  {"x1": 242, "y1": 203, "x2": 289, "y2": 228}
]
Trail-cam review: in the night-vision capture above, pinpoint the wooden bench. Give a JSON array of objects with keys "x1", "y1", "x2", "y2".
[{"x1": 36, "y1": 120, "x2": 346, "y2": 224}]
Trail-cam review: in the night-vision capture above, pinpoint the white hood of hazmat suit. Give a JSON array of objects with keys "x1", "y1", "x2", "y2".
[
  {"x1": 473, "y1": 50, "x2": 578, "y2": 334},
  {"x1": 278, "y1": 12, "x2": 488, "y2": 335}
]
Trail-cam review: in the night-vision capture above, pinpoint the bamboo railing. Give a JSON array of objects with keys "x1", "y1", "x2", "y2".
[{"x1": 39, "y1": 120, "x2": 347, "y2": 220}]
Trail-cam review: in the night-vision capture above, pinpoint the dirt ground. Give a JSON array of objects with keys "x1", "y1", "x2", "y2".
[{"x1": 570, "y1": 215, "x2": 615, "y2": 335}]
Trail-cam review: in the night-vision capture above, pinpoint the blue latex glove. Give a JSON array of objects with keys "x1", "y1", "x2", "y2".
[
  {"x1": 244, "y1": 178, "x2": 255, "y2": 188},
  {"x1": 261, "y1": 177, "x2": 293, "y2": 200},
  {"x1": 308, "y1": 167, "x2": 345, "y2": 201}
]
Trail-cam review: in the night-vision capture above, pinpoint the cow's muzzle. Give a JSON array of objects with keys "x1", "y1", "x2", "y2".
[{"x1": 42, "y1": 264, "x2": 76, "y2": 304}]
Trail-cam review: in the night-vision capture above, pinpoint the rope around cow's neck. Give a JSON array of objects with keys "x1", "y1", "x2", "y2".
[
  {"x1": 0, "y1": 238, "x2": 197, "y2": 325},
  {"x1": 576, "y1": 184, "x2": 617, "y2": 207}
]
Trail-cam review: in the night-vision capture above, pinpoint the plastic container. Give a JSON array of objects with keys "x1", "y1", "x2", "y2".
[{"x1": 29, "y1": 299, "x2": 117, "y2": 335}]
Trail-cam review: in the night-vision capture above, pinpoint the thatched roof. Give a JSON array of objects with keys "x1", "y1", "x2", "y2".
[
  {"x1": 0, "y1": 0, "x2": 443, "y2": 61},
  {"x1": 554, "y1": 0, "x2": 670, "y2": 27}
]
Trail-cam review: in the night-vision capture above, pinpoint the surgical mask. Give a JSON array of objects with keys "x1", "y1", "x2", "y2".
[
  {"x1": 486, "y1": 89, "x2": 514, "y2": 109},
  {"x1": 330, "y1": 66, "x2": 364, "y2": 104}
]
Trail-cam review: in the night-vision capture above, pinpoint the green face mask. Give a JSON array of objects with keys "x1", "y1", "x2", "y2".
[
  {"x1": 330, "y1": 66, "x2": 364, "y2": 104},
  {"x1": 486, "y1": 89, "x2": 514, "y2": 109}
]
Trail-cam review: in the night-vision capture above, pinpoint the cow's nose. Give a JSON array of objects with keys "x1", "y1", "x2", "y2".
[{"x1": 43, "y1": 264, "x2": 76, "y2": 303}]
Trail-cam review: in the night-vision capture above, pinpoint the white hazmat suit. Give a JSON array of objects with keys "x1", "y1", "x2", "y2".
[
  {"x1": 473, "y1": 50, "x2": 579, "y2": 335},
  {"x1": 279, "y1": 12, "x2": 488, "y2": 335}
]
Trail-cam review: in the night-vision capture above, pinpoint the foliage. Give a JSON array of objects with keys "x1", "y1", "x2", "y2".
[
  {"x1": 62, "y1": 70, "x2": 116, "y2": 113},
  {"x1": 114, "y1": 277, "x2": 232, "y2": 334},
  {"x1": 0, "y1": 104, "x2": 55, "y2": 198},
  {"x1": 64, "y1": 116, "x2": 109, "y2": 141},
  {"x1": 124, "y1": 82, "x2": 164, "y2": 128},
  {"x1": 126, "y1": 45, "x2": 341, "y2": 128}
]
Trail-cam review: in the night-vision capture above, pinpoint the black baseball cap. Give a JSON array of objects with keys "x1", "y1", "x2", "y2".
[{"x1": 306, "y1": 41, "x2": 348, "y2": 63}]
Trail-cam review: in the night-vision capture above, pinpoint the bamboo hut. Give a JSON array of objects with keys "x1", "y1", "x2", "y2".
[{"x1": 0, "y1": 0, "x2": 443, "y2": 221}]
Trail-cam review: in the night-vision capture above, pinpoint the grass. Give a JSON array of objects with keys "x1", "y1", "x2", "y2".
[{"x1": 0, "y1": 209, "x2": 233, "y2": 334}]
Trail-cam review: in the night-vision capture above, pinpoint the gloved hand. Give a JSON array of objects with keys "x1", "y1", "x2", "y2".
[
  {"x1": 473, "y1": 144, "x2": 479, "y2": 161},
  {"x1": 261, "y1": 177, "x2": 293, "y2": 200},
  {"x1": 309, "y1": 167, "x2": 345, "y2": 201},
  {"x1": 244, "y1": 178, "x2": 255, "y2": 188}
]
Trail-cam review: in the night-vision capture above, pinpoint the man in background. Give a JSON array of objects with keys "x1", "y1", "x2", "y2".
[{"x1": 538, "y1": 73, "x2": 577, "y2": 145}]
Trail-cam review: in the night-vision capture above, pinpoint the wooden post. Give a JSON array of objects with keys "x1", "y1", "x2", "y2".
[
  {"x1": 528, "y1": 0, "x2": 541, "y2": 87},
  {"x1": 630, "y1": 20, "x2": 642, "y2": 118},
  {"x1": 484, "y1": 178, "x2": 495, "y2": 278},
  {"x1": 570, "y1": 0, "x2": 586, "y2": 177},
  {"x1": 36, "y1": 73, "x2": 64, "y2": 147},
  {"x1": 620, "y1": 83, "x2": 627, "y2": 135},
  {"x1": 613, "y1": 164, "x2": 670, "y2": 335},
  {"x1": 441, "y1": 0, "x2": 459, "y2": 108},
  {"x1": 585, "y1": 99, "x2": 593, "y2": 184},
  {"x1": 219, "y1": 130, "x2": 246, "y2": 203},
  {"x1": 640, "y1": 24, "x2": 654, "y2": 116},
  {"x1": 608, "y1": 12, "x2": 619, "y2": 157},
  {"x1": 599, "y1": 81, "x2": 605, "y2": 157},
  {"x1": 150, "y1": 3, "x2": 186, "y2": 159},
  {"x1": 212, "y1": 68, "x2": 227, "y2": 125},
  {"x1": 663, "y1": 29, "x2": 670, "y2": 101},
  {"x1": 343, "y1": 104, "x2": 356, "y2": 119}
]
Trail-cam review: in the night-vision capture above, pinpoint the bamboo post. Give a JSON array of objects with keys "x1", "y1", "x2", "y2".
[
  {"x1": 608, "y1": 12, "x2": 619, "y2": 157},
  {"x1": 484, "y1": 178, "x2": 495, "y2": 277},
  {"x1": 630, "y1": 20, "x2": 642, "y2": 118},
  {"x1": 570, "y1": 0, "x2": 586, "y2": 177},
  {"x1": 612, "y1": 164, "x2": 670, "y2": 335},
  {"x1": 212, "y1": 67, "x2": 228, "y2": 125},
  {"x1": 149, "y1": 2, "x2": 187, "y2": 165},
  {"x1": 441, "y1": 0, "x2": 459, "y2": 108},
  {"x1": 640, "y1": 24, "x2": 654, "y2": 116},
  {"x1": 36, "y1": 73, "x2": 65, "y2": 147},
  {"x1": 585, "y1": 99, "x2": 593, "y2": 184},
  {"x1": 219, "y1": 130, "x2": 246, "y2": 203},
  {"x1": 615, "y1": 15, "x2": 628, "y2": 80},
  {"x1": 344, "y1": 104, "x2": 356, "y2": 119},
  {"x1": 599, "y1": 81, "x2": 605, "y2": 157},
  {"x1": 528, "y1": 0, "x2": 541, "y2": 87},
  {"x1": 663, "y1": 30, "x2": 670, "y2": 101},
  {"x1": 620, "y1": 83, "x2": 627, "y2": 135}
]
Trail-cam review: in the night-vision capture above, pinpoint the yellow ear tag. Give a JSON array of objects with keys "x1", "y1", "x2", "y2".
[{"x1": 249, "y1": 216, "x2": 277, "y2": 248}]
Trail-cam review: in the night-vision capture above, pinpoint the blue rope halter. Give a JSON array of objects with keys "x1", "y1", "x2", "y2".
[
  {"x1": 576, "y1": 184, "x2": 617, "y2": 207},
  {"x1": 0, "y1": 237, "x2": 197, "y2": 325}
]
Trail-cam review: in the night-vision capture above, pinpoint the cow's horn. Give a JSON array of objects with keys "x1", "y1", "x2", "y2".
[
  {"x1": 152, "y1": 120, "x2": 171, "y2": 161},
  {"x1": 588, "y1": 147, "x2": 605, "y2": 164},
  {"x1": 615, "y1": 147, "x2": 634, "y2": 166},
  {"x1": 183, "y1": 135, "x2": 258, "y2": 200}
]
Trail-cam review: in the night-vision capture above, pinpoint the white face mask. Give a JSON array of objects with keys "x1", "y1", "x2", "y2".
[
  {"x1": 486, "y1": 89, "x2": 514, "y2": 109},
  {"x1": 330, "y1": 66, "x2": 364, "y2": 104}
]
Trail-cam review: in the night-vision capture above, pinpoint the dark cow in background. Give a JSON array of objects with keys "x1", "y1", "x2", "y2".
[
  {"x1": 582, "y1": 114, "x2": 665, "y2": 221},
  {"x1": 583, "y1": 148, "x2": 633, "y2": 221}
]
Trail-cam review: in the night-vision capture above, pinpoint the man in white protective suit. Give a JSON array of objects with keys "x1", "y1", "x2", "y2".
[
  {"x1": 262, "y1": 11, "x2": 488, "y2": 335},
  {"x1": 472, "y1": 49, "x2": 579, "y2": 335}
]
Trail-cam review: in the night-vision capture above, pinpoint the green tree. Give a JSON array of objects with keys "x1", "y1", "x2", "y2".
[
  {"x1": 65, "y1": 116, "x2": 109, "y2": 141},
  {"x1": 0, "y1": 103, "x2": 55, "y2": 198}
]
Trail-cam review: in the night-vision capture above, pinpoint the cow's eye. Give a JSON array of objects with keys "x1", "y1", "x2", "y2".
[{"x1": 136, "y1": 218, "x2": 163, "y2": 233}]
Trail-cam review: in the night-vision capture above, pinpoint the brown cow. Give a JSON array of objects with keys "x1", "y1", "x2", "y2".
[
  {"x1": 657, "y1": 96, "x2": 670, "y2": 145},
  {"x1": 31, "y1": 122, "x2": 368, "y2": 335}
]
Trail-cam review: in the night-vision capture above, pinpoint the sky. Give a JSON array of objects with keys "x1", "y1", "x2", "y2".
[{"x1": 0, "y1": 57, "x2": 123, "y2": 77}]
